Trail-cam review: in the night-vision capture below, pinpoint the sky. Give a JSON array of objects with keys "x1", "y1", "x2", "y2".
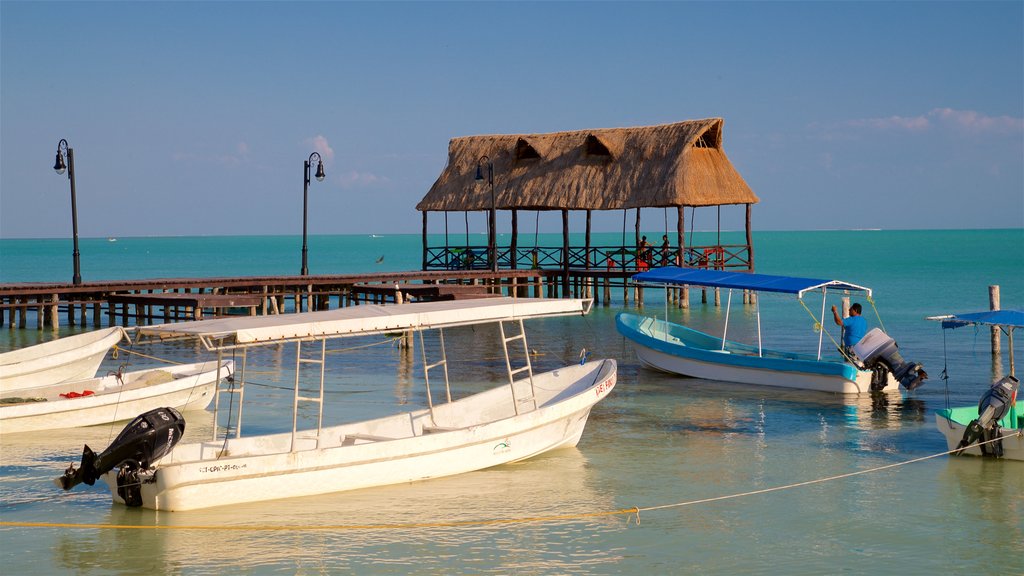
[{"x1": 1, "y1": 1, "x2": 1021, "y2": 240}]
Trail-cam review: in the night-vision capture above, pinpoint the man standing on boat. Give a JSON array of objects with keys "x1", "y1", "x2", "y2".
[{"x1": 832, "y1": 303, "x2": 867, "y2": 358}]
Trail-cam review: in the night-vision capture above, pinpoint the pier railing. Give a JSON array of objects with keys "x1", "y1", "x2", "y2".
[{"x1": 423, "y1": 244, "x2": 751, "y2": 272}]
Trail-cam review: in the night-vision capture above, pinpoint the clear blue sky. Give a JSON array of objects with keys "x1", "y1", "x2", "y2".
[{"x1": 1, "y1": 1, "x2": 1021, "y2": 239}]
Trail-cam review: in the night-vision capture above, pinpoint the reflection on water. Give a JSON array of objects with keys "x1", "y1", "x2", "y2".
[
  {"x1": 3, "y1": 311, "x2": 1023, "y2": 574},
  {"x1": 43, "y1": 450, "x2": 625, "y2": 574}
]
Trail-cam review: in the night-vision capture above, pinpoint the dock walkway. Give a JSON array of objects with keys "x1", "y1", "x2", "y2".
[{"x1": 2, "y1": 269, "x2": 646, "y2": 330}]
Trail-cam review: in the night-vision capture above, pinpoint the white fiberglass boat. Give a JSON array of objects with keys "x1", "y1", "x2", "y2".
[
  {"x1": 618, "y1": 268, "x2": 926, "y2": 394},
  {"x1": 1, "y1": 360, "x2": 232, "y2": 434},
  {"x1": 0, "y1": 327, "x2": 125, "y2": 393},
  {"x1": 56, "y1": 297, "x2": 616, "y2": 511}
]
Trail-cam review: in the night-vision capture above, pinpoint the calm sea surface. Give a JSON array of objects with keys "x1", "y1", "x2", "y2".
[{"x1": 1, "y1": 229, "x2": 1022, "y2": 575}]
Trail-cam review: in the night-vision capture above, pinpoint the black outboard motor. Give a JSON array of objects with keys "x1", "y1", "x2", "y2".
[
  {"x1": 956, "y1": 375, "x2": 1019, "y2": 457},
  {"x1": 56, "y1": 407, "x2": 185, "y2": 505},
  {"x1": 852, "y1": 328, "x2": 928, "y2": 391}
]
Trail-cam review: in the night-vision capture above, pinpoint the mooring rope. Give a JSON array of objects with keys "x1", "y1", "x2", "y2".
[
  {"x1": 112, "y1": 345, "x2": 184, "y2": 366},
  {"x1": 4, "y1": 436, "x2": 1017, "y2": 533}
]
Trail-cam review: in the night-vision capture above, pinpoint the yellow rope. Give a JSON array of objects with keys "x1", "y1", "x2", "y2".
[
  {"x1": 112, "y1": 345, "x2": 184, "y2": 366},
  {"x1": 5, "y1": 440, "x2": 1009, "y2": 533},
  {"x1": 325, "y1": 336, "x2": 404, "y2": 355},
  {"x1": 866, "y1": 295, "x2": 887, "y2": 334},
  {"x1": 0, "y1": 507, "x2": 640, "y2": 532},
  {"x1": 798, "y1": 299, "x2": 845, "y2": 355}
]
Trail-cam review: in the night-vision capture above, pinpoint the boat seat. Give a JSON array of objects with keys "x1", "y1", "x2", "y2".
[{"x1": 340, "y1": 433, "x2": 395, "y2": 445}]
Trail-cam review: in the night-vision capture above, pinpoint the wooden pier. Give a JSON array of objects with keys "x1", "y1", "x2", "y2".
[{"x1": 0, "y1": 268, "x2": 667, "y2": 330}]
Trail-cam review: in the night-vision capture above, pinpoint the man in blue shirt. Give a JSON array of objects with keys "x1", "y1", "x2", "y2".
[{"x1": 832, "y1": 302, "x2": 867, "y2": 358}]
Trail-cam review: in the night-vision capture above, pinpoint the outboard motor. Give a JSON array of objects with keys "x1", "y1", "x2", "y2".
[
  {"x1": 852, "y1": 328, "x2": 928, "y2": 391},
  {"x1": 56, "y1": 407, "x2": 185, "y2": 506},
  {"x1": 956, "y1": 375, "x2": 1019, "y2": 457}
]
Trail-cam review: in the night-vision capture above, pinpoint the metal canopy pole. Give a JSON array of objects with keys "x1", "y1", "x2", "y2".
[
  {"x1": 721, "y1": 289, "x2": 733, "y2": 351},
  {"x1": 756, "y1": 294, "x2": 763, "y2": 357},
  {"x1": 664, "y1": 285, "x2": 669, "y2": 341},
  {"x1": 817, "y1": 289, "x2": 828, "y2": 360}
]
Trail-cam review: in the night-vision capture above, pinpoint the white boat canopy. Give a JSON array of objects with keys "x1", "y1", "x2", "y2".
[
  {"x1": 136, "y1": 297, "x2": 592, "y2": 350},
  {"x1": 632, "y1": 267, "x2": 871, "y2": 299}
]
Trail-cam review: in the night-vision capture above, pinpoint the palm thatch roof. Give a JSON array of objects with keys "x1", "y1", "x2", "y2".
[{"x1": 416, "y1": 118, "x2": 759, "y2": 212}]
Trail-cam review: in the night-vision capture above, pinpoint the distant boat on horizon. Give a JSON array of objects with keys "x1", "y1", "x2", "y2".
[{"x1": 107, "y1": 237, "x2": 117, "y2": 242}]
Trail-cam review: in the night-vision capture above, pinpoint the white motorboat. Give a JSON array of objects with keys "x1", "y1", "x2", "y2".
[
  {"x1": 618, "y1": 267, "x2": 926, "y2": 394},
  {"x1": 56, "y1": 297, "x2": 616, "y2": 511},
  {"x1": 929, "y1": 309, "x2": 1022, "y2": 460},
  {"x1": 1, "y1": 360, "x2": 233, "y2": 434},
  {"x1": 0, "y1": 327, "x2": 125, "y2": 393}
]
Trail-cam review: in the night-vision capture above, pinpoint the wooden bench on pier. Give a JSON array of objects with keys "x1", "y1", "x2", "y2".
[{"x1": 107, "y1": 292, "x2": 264, "y2": 324}]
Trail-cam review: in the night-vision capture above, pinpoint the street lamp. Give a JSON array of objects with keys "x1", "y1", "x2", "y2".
[
  {"x1": 475, "y1": 155, "x2": 496, "y2": 272},
  {"x1": 53, "y1": 139, "x2": 82, "y2": 285},
  {"x1": 300, "y1": 151, "x2": 326, "y2": 276}
]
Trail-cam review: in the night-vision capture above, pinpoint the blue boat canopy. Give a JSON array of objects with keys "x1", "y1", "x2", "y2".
[
  {"x1": 930, "y1": 310, "x2": 1024, "y2": 330},
  {"x1": 631, "y1": 267, "x2": 871, "y2": 298}
]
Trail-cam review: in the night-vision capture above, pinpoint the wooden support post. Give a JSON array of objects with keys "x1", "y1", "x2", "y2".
[
  {"x1": 990, "y1": 285, "x2": 1001, "y2": 357},
  {"x1": 585, "y1": 209, "x2": 592, "y2": 269},
  {"x1": 19, "y1": 298, "x2": 27, "y2": 329},
  {"x1": 510, "y1": 209, "x2": 518, "y2": 270},
  {"x1": 421, "y1": 211, "x2": 428, "y2": 271},
  {"x1": 603, "y1": 276, "x2": 610, "y2": 306},
  {"x1": 49, "y1": 294, "x2": 59, "y2": 329},
  {"x1": 745, "y1": 203, "x2": 755, "y2": 271},
  {"x1": 561, "y1": 209, "x2": 570, "y2": 297},
  {"x1": 67, "y1": 302, "x2": 76, "y2": 326}
]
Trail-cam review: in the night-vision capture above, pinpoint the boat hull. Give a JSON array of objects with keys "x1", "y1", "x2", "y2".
[
  {"x1": 100, "y1": 359, "x2": 617, "y2": 511},
  {"x1": 0, "y1": 360, "x2": 231, "y2": 434},
  {"x1": 617, "y1": 313, "x2": 896, "y2": 394},
  {"x1": 0, "y1": 327, "x2": 124, "y2": 393},
  {"x1": 934, "y1": 403, "x2": 1023, "y2": 460}
]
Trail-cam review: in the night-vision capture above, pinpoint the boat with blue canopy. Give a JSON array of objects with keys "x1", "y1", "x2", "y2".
[
  {"x1": 616, "y1": 267, "x2": 927, "y2": 394},
  {"x1": 929, "y1": 309, "x2": 1021, "y2": 460}
]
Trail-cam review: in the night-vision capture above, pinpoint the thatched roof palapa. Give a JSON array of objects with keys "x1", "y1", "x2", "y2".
[{"x1": 417, "y1": 118, "x2": 759, "y2": 213}]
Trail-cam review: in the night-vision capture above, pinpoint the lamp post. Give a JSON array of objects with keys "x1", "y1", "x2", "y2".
[
  {"x1": 53, "y1": 139, "x2": 82, "y2": 285},
  {"x1": 300, "y1": 151, "x2": 326, "y2": 276},
  {"x1": 475, "y1": 155, "x2": 496, "y2": 271}
]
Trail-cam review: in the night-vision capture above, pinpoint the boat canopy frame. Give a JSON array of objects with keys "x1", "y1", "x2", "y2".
[
  {"x1": 927, "y1": 309, "x2": 1022, "y2": 377},
  {"x1": 633, "y1": 267, "x2": 874, "y2": 361},
  {"x1": 132, "y1": 297, "x2": 593, "y2": 449}
]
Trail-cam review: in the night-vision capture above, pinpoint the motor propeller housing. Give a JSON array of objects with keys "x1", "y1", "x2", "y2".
[
  {"x1": 955, "y1": 376, "x2": 1020, "y2": 457},
  {"x1": 852, "y1": 328, "x2": 928, "y2": 390},
  {"x1": 56, "y1": 407, "x2": 185, "y2": 491}
]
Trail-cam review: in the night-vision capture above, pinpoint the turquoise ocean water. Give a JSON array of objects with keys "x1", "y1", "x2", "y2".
[{"x1": 0, "y1": 229, "x2": 1022, "y2": 574}]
